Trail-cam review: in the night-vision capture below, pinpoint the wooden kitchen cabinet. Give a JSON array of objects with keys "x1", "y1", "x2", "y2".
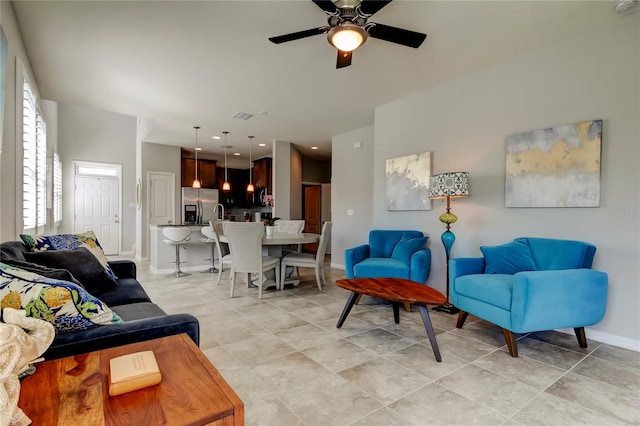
[
  {"x1": 181, "y1": 158, "x2": 217, "y2": 188},
  {"x1": 253, "y1": 157, "x2": 272, "y2": 192},
  {"x1": 217, "y1": 168, "x2": 252, "y2": 207}
]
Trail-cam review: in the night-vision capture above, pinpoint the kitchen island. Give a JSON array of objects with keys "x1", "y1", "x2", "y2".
[{"x1": 149, "y1": 224, "x2": 221, "y2": 274}]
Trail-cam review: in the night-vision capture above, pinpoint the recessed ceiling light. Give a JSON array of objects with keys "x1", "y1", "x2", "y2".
[
  {"x1": 234, "y1": 152, "x2": 240, "y2": 156},
  {"x1": 195, "y1": 147, "x2": 202, "y2": 151},
  {"x1": 212, "y1": 136, "x2": 221, "y2": 140},
  {"x1": 258, "y1": 143, "x2": 266, "y2": 147},
  {"x1": 311, "y1": 146, "x2": 318, "y2": 150}
]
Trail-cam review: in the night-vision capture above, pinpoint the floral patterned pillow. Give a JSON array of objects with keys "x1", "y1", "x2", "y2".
[
  {"x1": 0, "y1": 262, "x2": 122, "y2": 332},
  {"x1": 20, "y1": 231, "x2": 116, "y2": 279}
]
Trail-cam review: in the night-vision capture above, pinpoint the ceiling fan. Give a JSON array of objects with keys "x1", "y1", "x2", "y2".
[{"x1": 268, "y1": 0, "x2": 427, "y2": 69}]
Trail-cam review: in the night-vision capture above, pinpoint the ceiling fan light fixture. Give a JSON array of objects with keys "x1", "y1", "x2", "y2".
[{"x1": 328, "y1": 23, "x2": 367, "y2": 52}]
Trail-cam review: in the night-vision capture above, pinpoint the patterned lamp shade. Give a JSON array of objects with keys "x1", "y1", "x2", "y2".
[{"x1": 429, "y1": 172, "x2": 470, "y2": 199}]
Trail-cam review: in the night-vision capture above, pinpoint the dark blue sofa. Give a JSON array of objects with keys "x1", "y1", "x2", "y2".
[{"x1": 0, "y1": 240, "x2": 199, "y2": 360}]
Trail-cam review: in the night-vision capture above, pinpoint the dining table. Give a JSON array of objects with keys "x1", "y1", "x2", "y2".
[{"x1": 219, "y1": 231, "x2": 320, "y2": 288}]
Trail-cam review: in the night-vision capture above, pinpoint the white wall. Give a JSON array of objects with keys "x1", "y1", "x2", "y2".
[
  {"x1": 272, "y1": 140, "x2": 291, "y2": 219},
  {"x1": 331, "y1": 125, "x2": 375, "y2": 268},
  {"x1": 57, "y1": 103, "x2": 137, "y2": 252},
  {"x1": 333, "y1": 14, "x2": 639, "y2": 349},
  {"x1": 140, "y1": 141, "x2": 181, "y2": 258}
]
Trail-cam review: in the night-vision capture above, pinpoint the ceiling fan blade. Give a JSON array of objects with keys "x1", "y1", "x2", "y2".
[
  {"x1": 367, "y1": 23, "x2": 427, "y2": 48},
  {"x1": 358, "y1": 0, "x2": 393, "y2": 16},
  {"x1": 312, "y1": 0, "x2": 339, "y2": 14},
  {"x1": 269, "y1": 27, "x2": 329, "y2": 44},
  {"x1": 336, "y1": 50, "x2": 352, "y2": 69}
]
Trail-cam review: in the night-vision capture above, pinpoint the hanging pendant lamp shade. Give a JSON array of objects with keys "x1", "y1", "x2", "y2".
[
  {"x1": 192, "y1": 126, "x2": 201, "y2": 188},
  {"x1": 247, "y1": 136, "x2": 255, "y2": 193},
  {"x1": 222, "y1": 131, "x2": 231, "y2": 191}
]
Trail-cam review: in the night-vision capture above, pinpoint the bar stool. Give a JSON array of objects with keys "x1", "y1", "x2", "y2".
[
  {"x1": 162, "y1": 226, "x2": 192, "y2": 278},
  {"x1": 199, "y1": 226, "x2": 218, "y2": 274}
]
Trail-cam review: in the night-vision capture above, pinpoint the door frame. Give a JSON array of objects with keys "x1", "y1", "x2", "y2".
[{"x1": 72, "y1": 160, "x2": 123, "y2": 254}]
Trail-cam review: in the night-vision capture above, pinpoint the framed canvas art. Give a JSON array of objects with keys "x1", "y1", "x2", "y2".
[
  {"x1": 385, "y1": 151, "x2": 432, "y2": 211},
  {"x1": 505, "y1": 119, "x2": 602, "y2": 207}
]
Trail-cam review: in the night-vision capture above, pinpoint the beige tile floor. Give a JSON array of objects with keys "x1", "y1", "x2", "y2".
[{"x1": 134, "y1": 258, "x2": 640, "y2": 426}]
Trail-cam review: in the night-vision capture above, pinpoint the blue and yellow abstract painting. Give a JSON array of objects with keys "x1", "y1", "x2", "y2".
[{"x1": 505, "y1": 120, "x2": 602, "y2": 208}]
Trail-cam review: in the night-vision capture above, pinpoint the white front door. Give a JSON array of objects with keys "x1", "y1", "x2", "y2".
[
  {"x1": 148, "y1": 172, "x2": 175, "y2": 225},
  {"x1": 74, "y1": 175, "x2": 120, "y2": 255}
]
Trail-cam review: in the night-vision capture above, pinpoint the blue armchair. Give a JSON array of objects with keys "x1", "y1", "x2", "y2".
[
  {"x1": 345, "y1": 230, "x2": 431, "y2": 310},
  {"x1": 450, "y1": 237, "x2": 608, "y2": 357}
]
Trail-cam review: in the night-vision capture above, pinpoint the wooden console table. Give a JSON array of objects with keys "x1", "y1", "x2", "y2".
[{"x1": 18, "y1": 333, "x2": 244, "y2": 425}]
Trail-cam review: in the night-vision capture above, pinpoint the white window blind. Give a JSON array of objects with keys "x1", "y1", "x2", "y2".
[
  {"x1": 22, "y1": 77, "x2": 47, "y2": 234},
  {"x1": 53, "y1": 153, "x2": 62, "y2": 224}
]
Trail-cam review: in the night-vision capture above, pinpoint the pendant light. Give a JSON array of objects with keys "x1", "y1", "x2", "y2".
[
  {"x1": 222, "y1": 131, "x2": 231, "y2": 191},
  {"x1": 247, "y1": 136, "x2": 255, "y2": 193},
  {"x1": 192, "y1": 126, "x2": 201, "y2": 188}
]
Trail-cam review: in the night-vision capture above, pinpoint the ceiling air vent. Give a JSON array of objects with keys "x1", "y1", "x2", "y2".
[
  {"x1": 218, "y1": 144, "x2": 233, "y2": 149},
  {"x1": 232, "y1": 112, "x2": 253, "y2": 120}
]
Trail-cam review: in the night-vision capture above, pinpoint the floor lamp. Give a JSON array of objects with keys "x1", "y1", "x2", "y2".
[{"x1": 429, "y1": 172, "x2": 469, "y2": 314}]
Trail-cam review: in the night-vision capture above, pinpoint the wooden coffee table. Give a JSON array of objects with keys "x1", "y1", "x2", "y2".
[
  {"x1": 18, "y1": 333, "x2": 243, "y2": 425},
  {"x1": 336, "y1": 277, "x2": 447, "y2": 362}
]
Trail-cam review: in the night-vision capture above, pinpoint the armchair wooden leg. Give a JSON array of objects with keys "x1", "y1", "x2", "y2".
[
  {"x1": 354, "y1": 294, "x2": 362, "y2": 305},
  {"x1": 574, "y1": 327, "x2": 588, "y2": 348},
  {"x1": 403, "y1": 302, "x2": 411, "y2": 312},
  {"x1": 456, "y1": 311, "x2": 469, "y2": 329},
  {"x1": 503, "y1": 329, "x2": 519, "y2": 357}
]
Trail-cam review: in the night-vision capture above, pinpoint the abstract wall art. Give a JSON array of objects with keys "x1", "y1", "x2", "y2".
[
  {"x1": 385, "y1": 151, "x2": 432, "y2": 211},
  {"x1": 505, "y1": 119, "x2": 602, "y2": 208}
]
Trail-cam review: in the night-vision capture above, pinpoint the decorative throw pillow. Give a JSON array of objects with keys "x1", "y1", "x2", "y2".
[
  {"x1": 391, "y1": 236, "x2": 428, "y2": 263},
  {"x1": 20, "y1": 231, "x2": 116, "y2": 279},
  {"x1": 0, "y1": 262, "x2": 122, "y2": 332},
  {"x1": 1, "y1": 259, "x2": 84, "y2": 288},
  {"x1": 24, "y1": 248, "x2": 118, "y2": 295},
  {"x1": 480, "y1": 240, "x2": 537, "y2": 274}
]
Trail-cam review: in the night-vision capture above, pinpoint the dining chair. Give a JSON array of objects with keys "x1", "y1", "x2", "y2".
[
  {"x1": 274, "y1": 220, "x2": 305, "y2": 234},
  {"x1": 275, "y1": 219, "x2": 306, "y2": 260},
  {"x1": 222, "y1": 222, "x2": 280, "y2": 299},
  {"x1": 280, "y1": 221, "x2": 332, "y2": 291},
  {"x1": 206, "y1": 221, "x2": 233, "y2": 285}
]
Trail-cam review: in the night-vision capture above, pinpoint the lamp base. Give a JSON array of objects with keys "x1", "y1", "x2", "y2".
[{"x1": 432, "y1": 302, "x2": 459, "y2": 315}]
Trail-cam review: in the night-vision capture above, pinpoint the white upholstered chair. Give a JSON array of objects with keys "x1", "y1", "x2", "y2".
[
  {"x1": 274, "y1": 220, "x2": 305, "y2": 234},
  {"x1": 222, "y1": 222, "x2": 280, "y2": 299},
  {"x1": 203, "y1": 221, "x2": 233, "y2": 285},
  {"x1": 275, "y1": 219, "x2": 306, "y2": 261},
  {"x1": 280, "y1": 221, "x2": 332, "y2": 291},
  {"x1": 162, "y1": 226, "x2": 192, "y2": 278}
]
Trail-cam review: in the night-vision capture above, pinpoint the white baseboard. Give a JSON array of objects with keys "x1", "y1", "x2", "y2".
[
  {"x1": 557, "y1": 327, "x2": 640, "y2": 352},
  {"x1": 331, "y1": 262, "x2": 345, "y2": 270}
]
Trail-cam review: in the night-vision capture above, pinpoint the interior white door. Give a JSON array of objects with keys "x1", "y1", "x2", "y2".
[
  {"x1": 148, "y1": 172, "x2": 175, "y2": 225},
  {"x1": 74, "y1": 175, "x2": 120, "y2": 255}
]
